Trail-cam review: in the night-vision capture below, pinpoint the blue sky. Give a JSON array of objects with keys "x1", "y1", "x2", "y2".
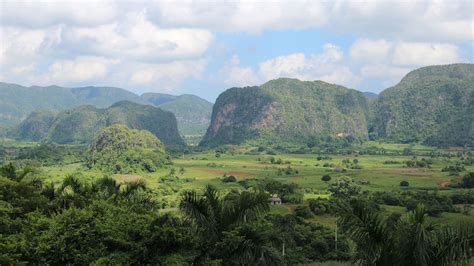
[{"x1": 1, "y1": 0, "x2": 472, "y2": 102}]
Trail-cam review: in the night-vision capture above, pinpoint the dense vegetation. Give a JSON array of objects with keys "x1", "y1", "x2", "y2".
[
  {"x1": 1, "y1": 160, "x2": 472, "y2": 265},
  {"x1": 86, "y1": 124, "x2": 170, "y2": 174},
  {"x1": 12, "y1": 101, "x2": 185, "y2": 147},
  {"x1": 372, "y1": 64, "x2": 474, "y2": 146},
  {"x1": 0, "y1": 82, "x2": 212, "y2": 137},
  {"x1": 201, "y1": 79, "x2": 369, "y2": 147}
]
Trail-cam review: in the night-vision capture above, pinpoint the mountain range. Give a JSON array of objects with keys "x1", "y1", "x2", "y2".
[
  {"x1": 2, "y1": 63, "x2": 473, "y2": 147},
  {"x1": 202, "y1": 64, "x2": 473, "y2": 147},
  {"x1": 0, "y1": 82, "x2": 212, "y2": 136},
  {"x1": 12, "y1": 101, "x2": 185, "y2": 147}
]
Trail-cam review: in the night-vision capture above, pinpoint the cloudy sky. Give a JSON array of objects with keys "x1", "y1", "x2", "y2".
[{"x1": 1, "y1": 0, "x2": 472, "y2": 101}]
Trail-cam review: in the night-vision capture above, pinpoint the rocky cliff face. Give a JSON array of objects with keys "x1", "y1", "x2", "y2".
[{"x1": 200, "y1": 79, "x2": 369, "y2": 147}]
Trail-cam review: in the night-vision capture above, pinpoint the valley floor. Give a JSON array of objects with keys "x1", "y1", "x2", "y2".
[{"x1": 36, "y1": 142, "x2": 474, "y2": 227}]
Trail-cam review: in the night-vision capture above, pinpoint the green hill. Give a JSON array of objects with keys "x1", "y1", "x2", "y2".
[
  {"x1": 158, "y1": 94, "x2": 213, "y2": 136},
  {"x1": 14, "y1": 101, "x2": 185, "y2": 147},
  {"x1": 371, "y1": 63, "x2": 474, "y2": 146},
  {"x1": 200, "y1": 78, "x2": 369, "y2": 147},
  {"x1": 0, "y1": 82, "x2": 142, "y2": 126},
  {"x1": 0, "y1": 82, "x2": 212, "y2": 136},
  {"x1": 12, "y1": 110, "x2": 57, "y2": 141},
  {"x1": 140, "y1": 92, "x2": 177, "y2": 106},
  {"x1": 86, "y1": 124, "x2": 170, "y2": 173}
]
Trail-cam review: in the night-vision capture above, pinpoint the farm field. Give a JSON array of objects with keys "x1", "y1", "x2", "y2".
[{"x1": 30, "y1": 143, "x2": 474, "y2": 227}]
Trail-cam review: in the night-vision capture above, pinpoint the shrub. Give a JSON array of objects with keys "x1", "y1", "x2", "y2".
[
  {"x1": 461, "y1": 172, "x2": 474, "y2": 188},
  {"x1": 321, "y1": 175, "x2": 331, "y2": 182},
  {"x1": 294, "y1": 206, "x2": 314, "y2": 218},
  {"x1": 400, "y1": 181, "x2": 409, "y2": 187},
  {"x1": 222, "y1": 175, "x2": 237, "y2": 183}
]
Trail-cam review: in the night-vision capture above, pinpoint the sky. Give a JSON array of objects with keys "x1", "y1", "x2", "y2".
[{"x1": 0, "y1": 0, "x2": 473, "y2": 102}]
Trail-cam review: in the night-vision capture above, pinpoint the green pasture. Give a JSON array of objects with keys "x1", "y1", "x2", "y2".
[{"x1": 31, "y1": 147, "x2": 474, "y2": 227}]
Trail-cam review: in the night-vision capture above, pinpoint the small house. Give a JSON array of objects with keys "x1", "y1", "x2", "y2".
[{"x1": 269, "y1": 195, "x2": 282, "y2": 205}]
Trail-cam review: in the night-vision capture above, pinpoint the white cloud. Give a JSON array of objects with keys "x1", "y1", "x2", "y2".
[
  {"x1": 330, "y1": 0, "x2": 473, "y2": 42},
  {"x1": 392, "y1": 42, "x2": 460, "y2": 66},
  {"x1": 38, "y1": 56, "x2": 118, "y2": 84},
  {"x1": 350, "y1": 39, "x2": 392, "y2": 62},
  {"x1": 130, "y1": 59, "x2": 207, "y2": 92},
  {"x1": 220, "y1": 44, "x2": 360, "y2": 89},
  {"x1": 0, "y1": 26, "x2": 61, "y2": 66},
  {"x1": 63, "y1": 12, "x2": 213, "y2": 62},
  {"x1": 0, "y1": 0, "x2": 119, "y2": 27},
  {"x1": 152, "y1": 0, "x2": 329, "y2": 34},
  {"x1": 218, "y1": 55, "x2": 259, "y2": 87}
]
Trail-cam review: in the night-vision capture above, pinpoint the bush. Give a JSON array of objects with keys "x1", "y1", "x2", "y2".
[
  {"x1": 294, "y1": 205, "x2": 314, "y2": 218},
  {"x1": 308, "y1": 198, "x2": 335, "y2": 215},
  {"x1": 222, "y1": 175, "x2": 237, "y2": 183},
  {"x1": 321, "y1": 175, "x2": 331, "y2": 182},
  {"x1": 461, "y1": 172, "x2": 474, "y2": 188},
  {"x1": 400, "y1": 181, "x2": 409, "y2": 187}
]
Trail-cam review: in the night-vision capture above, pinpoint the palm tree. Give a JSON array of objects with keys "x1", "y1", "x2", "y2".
[
  {"x1": 338, "y1": 201, "x2": 473, "y2": 266},
  {"x1": 180, "y1": 185, "x2": 270, "y2": 261},
  {"x1": 93, "y1": 176, "x2": 147, "y2": 200},
  {"x1": 337, "y1": 199, "x2": 397, "y2": 265},
  {"x1": 0, "y1": 162, "x2": 34, "y2": 182}
]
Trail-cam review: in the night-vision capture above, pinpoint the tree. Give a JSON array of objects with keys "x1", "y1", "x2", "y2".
[
  {"x1": 328, "y1": 177, "x2": 361, "y2": 198},
  {"x1": 400, "y1": 180, "x2": 409, "y2": 187},
  {"x1": 222, "y1": 175, "x2": 237, "y2": 183},
  {"x1": 461, "y1": 172, "x2": 474, "y2": 188},
  {"x1": 321, "y1": 175, "x2": 331, "y2": 182},
  {"x1": 338, "y1": 201, "x2": 472, "y2": 265},
  {"x1": 179, "y1": 185, "x2": 269, "y2": 261}
]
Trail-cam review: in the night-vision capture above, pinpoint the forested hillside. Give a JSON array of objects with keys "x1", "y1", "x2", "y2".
[
  {"x1": 13, "y1": 101, "x2": 185, "y2": 147},
  {"x1": 372, "y1": 64, "x2": 474, "y2": 146}
]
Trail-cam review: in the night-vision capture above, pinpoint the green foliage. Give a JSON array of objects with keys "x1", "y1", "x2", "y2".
[
  {"x1": 338, "y1": 200, "x2": 473, "y2": 265},
  {"x1": 86, "y1": 124, "x2": 170, "y2": 174},
  {"x1": 400, "y1": 180, "x2": 409, "y2": 187},
  {"x1": 372, "y1": 64, "x2": 474, "y2": 146},
  {"x1": 461, "y1": 172, "x2": 474, "y2": 188},
  {"x1": 321, "y1": 175, "x2": 332, "y2": 182},
  {"x1": 222, "y1": 175, "x2": 237, "y2": 183},
  {"x1": 328, "y1": 177, "x2": 361, "y2": 198}
]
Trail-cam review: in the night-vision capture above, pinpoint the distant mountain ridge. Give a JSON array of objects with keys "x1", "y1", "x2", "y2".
[
  {"x1": 12, "y1": 101, "x2": 185, "y2": 147},
  {"x1": 0, "y1": 82, "x2": 212, "y2": 136}
]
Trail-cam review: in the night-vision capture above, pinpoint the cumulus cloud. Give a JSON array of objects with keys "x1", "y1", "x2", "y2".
[
  {"x1": 0, "y1": 0, "x2": 119, "y2": 27},
  {"x1": 130, "y1": 59, "x2": 207, "y2": 92},
  {"x1": 350, "y1": 39, "x2": 392, "y2": 62},
  {"x1": 330, "y1": 0, "x2": 473, "y2": 42},
  {"x1": 36, "y1": 56, "x2": 119, "y2": 84},
  {"x1": 63, "y1": 12, "x2": 213, "y2": 62},
  {"x1": 392, "y1": 42, "x2": 460, "y2": 66},
  {"x1": 151, "y1": 0, "x2": 329, "y2": 34},
  {"x1": 220, "y1": 44, "x2": 360, "y2": 88}
]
